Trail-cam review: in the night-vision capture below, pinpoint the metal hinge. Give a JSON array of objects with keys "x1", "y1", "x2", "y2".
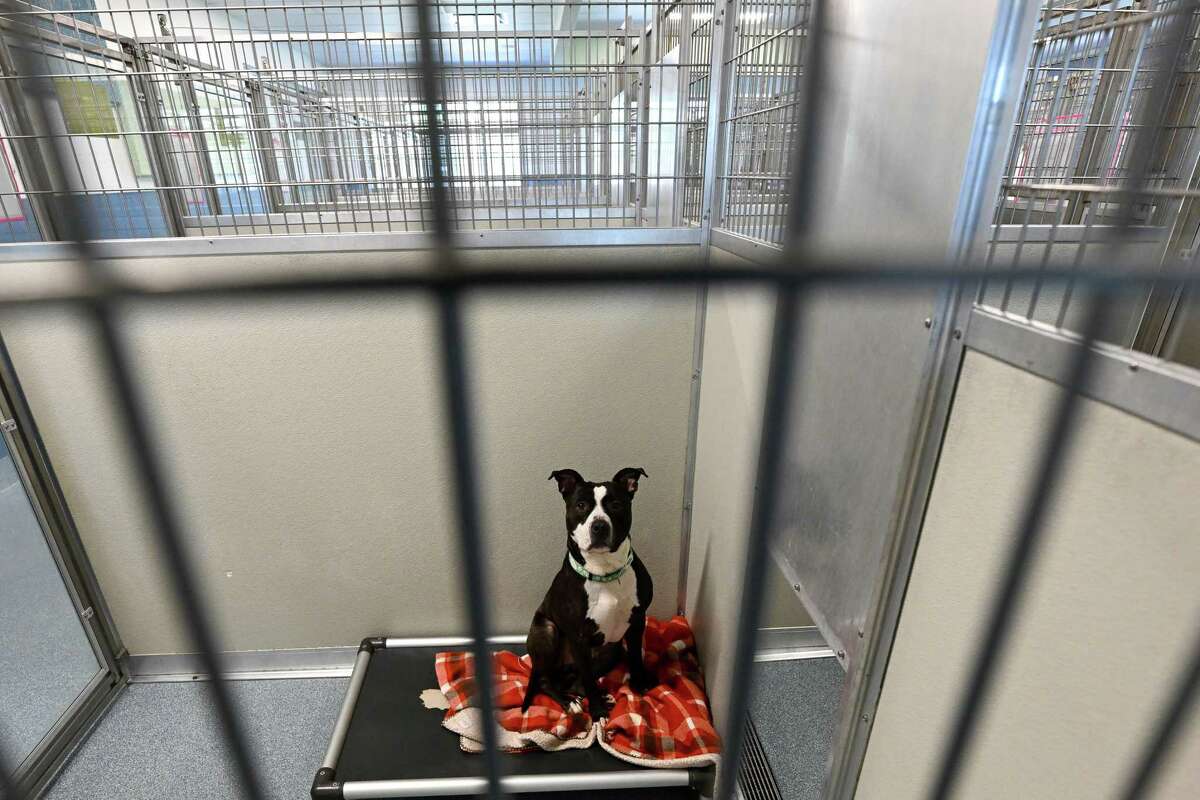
[
  {"x1": 1, "y1": 418, "x2": 16, "y2": 433},
  {"x1": 81, "y1": 607, "x2": 95, "y2": 621}
]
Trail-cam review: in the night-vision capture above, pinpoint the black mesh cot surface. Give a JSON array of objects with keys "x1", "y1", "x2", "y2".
[{"x1": 313, "y1": 640, "x2": 712, "y2": 799}]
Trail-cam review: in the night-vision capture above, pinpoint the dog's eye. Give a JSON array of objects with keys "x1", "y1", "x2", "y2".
[
  {"x1": 575, "y1": 501, "x2": 588, "y2": 511},
  {"x1": 609, "y1": 499, "x2": 624, "y2": 510}
]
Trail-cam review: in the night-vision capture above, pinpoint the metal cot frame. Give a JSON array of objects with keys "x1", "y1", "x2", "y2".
[
  {"x1": 313, "y1": 635, "x2": 698, "y2": 798},
  {"x1": 0, "y1": 2, "x2": 1198, "y2": 800}
]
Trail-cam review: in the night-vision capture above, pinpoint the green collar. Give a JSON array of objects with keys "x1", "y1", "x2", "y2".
[{"x1": 568, "y1": 548, "x2": 634, "y2": 583}]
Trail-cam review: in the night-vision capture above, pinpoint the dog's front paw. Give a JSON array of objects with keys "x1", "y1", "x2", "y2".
[
  {"x1": 565, "y1": 698, "x2": 585, "y2": 715},
  {"x1": 587, "y1": 692, "x2": 614, "y2": 719}
]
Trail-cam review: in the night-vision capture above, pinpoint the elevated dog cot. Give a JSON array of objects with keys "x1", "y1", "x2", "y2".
[{"x1": 312, "y1": 636, "x2": 715, "y2": 800}]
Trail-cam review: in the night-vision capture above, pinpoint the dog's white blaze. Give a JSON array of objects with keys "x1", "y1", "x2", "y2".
[
  {"x1": 570, "y1": 485, "x2": 613, "y2": 554},
  {"x1": 583, "y1": 537, "x2": 637, "y2": 644}
]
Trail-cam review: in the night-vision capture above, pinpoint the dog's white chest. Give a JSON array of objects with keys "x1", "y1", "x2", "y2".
[{"x1": 584, "y1": 573, "x2": 638, "y2": 644}]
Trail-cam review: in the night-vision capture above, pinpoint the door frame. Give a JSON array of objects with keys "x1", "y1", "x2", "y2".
[{"x1": 0, "y1": 331, "x2": 126, "y2": 795}]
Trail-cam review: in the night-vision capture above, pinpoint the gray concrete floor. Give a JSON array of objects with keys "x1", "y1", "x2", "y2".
[
  {"x1": 749, "y1": 656, "x2": 845, "y2": 800},
  {"x1": 44, "y1": 679, "x2": 348, "y2": 800},
  {"x1": 0, "y1": 449, "x2": 100, "y2": 765}
]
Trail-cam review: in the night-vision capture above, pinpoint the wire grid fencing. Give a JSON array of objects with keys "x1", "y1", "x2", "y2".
[
  {"x1": 984, "y1": 0, "x2": 1200, "y2": 365},
  {"x1": 0, "y1": 2, "x2": 1198, "y2": 800},
  {"x1": 0, "y1": 0, "x2": 718, "y2": 239},
  {"x1": 714, "y1": 0, "x2": 807, "y2": 244},
  {"x1": 677, "y1": 0, "x2": 714, "y2": 225}
]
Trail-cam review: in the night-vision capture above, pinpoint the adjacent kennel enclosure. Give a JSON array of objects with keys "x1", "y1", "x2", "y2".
[{"x1": 0, "y1": 1, "x2": 1198, "y2": 799}]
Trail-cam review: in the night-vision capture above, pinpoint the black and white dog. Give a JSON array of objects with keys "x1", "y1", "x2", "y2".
[{"x1": 521, "y1": 467, "x2": 653, "y2": 717}]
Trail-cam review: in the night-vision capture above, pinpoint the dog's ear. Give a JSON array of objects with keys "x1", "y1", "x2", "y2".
[
  {"x1": 548, "y1": 468, "x2": 584, "y2": 497},
  {"x1": 612, "y1": 467, "x2": 648, "y2": 495}
]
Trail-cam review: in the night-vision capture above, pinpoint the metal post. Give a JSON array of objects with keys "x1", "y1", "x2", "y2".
[
  {"x1": 0, "y1": 36, "x2": 59, "y2": 240},
  {"x1": 700, "y1": 0, "x2": 736, "y2": 252},
  {"x1": 123, "y1": 42, "x2": 186, "y2": 237},
  {"x1": 246, "y1": 78, "x2": 284, "y2": 214},
  {"x1": 635, "y1": 25, "x2": 653, "y2": 224},
  {"x1": 176, "y1": 68, "x2": 223, "y2": 216}
]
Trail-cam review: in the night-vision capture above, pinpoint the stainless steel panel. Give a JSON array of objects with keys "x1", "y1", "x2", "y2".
[{"x1": 770, "y1": 284, "x2": 943, "y2": 672}]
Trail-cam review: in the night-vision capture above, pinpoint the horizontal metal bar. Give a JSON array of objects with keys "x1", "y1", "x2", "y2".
[
  {"x1": 383, "y1": 634, "x2": 526, "y2": 649},
  {"x1": 341, "y1": 770, "x2": 693, "y2": 799},
  {"x1": 989, "y1": 224, "x2": 1165, "y2": 243},
  {"x1": 1004, "y1": 181, "x2": 1200, "y2": 200},
  {"x1": 179, "y1": 207, "x2": 642, "y2": 230},
  {"x1": 966, "y1": 306, "x2": 1200, "y2": 443},
  {"x1": 323, "y1": 649, "x2": 372, "y2": 771},
  {"x1": 132, "y1": 668, "x2": 354, "y2": 683},
  {"x1": 754, "y1": 625, "x2": 835, "y2": 662},
  {"x1": 0, "y1": 261, "x2": 1197, "y2": 312},
  {"x1": 754, "y1": 648, "x2": 837, "y2": 663},
  {"x1": 125, "y1": 645, "x2": 360, "y2": 681},
  {"x1": 0, "y1": 0, "x2": 707, "y2": 12},
  {"x1": 1030, "y1": 2, "x2": 1191, "y2": 45},
  {"x1": 710, "y1": 228, "x2": 784, "y2": 262},
  {"x1": 0, "y1": 228, "x2": 702, "y2": 263},
  {"x1": 150, "y1": 28, "x2": 636, "y2": 43}
]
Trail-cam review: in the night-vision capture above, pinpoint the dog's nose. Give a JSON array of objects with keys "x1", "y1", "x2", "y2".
[{"x1": 591, "y1": 519, "x2": 610, "y2": 536}]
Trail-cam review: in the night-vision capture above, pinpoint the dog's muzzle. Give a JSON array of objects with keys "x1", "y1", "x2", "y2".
[{"x1": 590, "y1": 518, "x2": 611, "y2": 548}]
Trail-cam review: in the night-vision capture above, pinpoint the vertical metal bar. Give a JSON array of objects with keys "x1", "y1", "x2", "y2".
[
  {"x1": 123, "y1": 42, "x2": 186, "y2": 238},
  {"x1": 0, "y1": 28, "x2": 59, "y2": 241},
  {"x1": 412, "y1": 0, "x2": 503, "y2": 798},
  {"x1": 0, "y1": 11, "x2": 265, "y2": 798},
  {"x1": 636, "y1": 22, "x2": 651, "y2": 225},
  {"x1": 715, "y1": 0, "x2": 827, "y2": 797},
  {"x1": 175, "y1": 64, "x2": 223, "y2": 218},
  {"x1": 700, "y1": 0, "x2": 735, "y2": 250},
  {"x1": 247, "y1": 78, "x2": 284, "y2": 214}
]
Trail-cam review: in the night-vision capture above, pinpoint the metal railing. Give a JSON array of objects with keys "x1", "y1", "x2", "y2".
[
  {"x1": 0, "y1": 0, "x2": 720, "y2": 238},
  {"x1": 714, "y1": 0, "x2": 807, "y2": 244},
  {"x1": 0, "y1": 2, "x2": 1198, "y2": 800},
  {"x1": 986, "y1": 0, "x2": 1200, "y2": 364}
]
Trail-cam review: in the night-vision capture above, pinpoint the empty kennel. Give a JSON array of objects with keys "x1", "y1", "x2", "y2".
[{"x1": 0, "y1": 2, "x2": 1198, "y2": 800}]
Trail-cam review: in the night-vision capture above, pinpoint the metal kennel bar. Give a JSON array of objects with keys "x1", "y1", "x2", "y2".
[{"x1": 0, "y1": 3, "x2": 1198, "y2": 800}]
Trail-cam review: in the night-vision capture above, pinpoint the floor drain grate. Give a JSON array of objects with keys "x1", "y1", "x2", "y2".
[{"x1": 737, "y1": 716, "x2": 784, "y2": 800}]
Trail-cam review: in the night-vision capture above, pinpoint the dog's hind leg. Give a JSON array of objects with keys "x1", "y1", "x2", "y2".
[{"x1": 522, "y1": 613, "x2": 558, "y2": 711}]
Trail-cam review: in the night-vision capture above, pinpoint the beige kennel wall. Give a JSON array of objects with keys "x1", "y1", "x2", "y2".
[
  {"x1": 0, "y1": 245, "x2": 698, "y2": 655},
  {"x1": 855, "y1": 350, "x2": 1200, "y2": 800}
]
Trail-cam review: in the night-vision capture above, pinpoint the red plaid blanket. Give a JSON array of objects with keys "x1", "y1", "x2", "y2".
[{"x1": 433, "y1": 616, "x2": 721, "y2": 768}]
